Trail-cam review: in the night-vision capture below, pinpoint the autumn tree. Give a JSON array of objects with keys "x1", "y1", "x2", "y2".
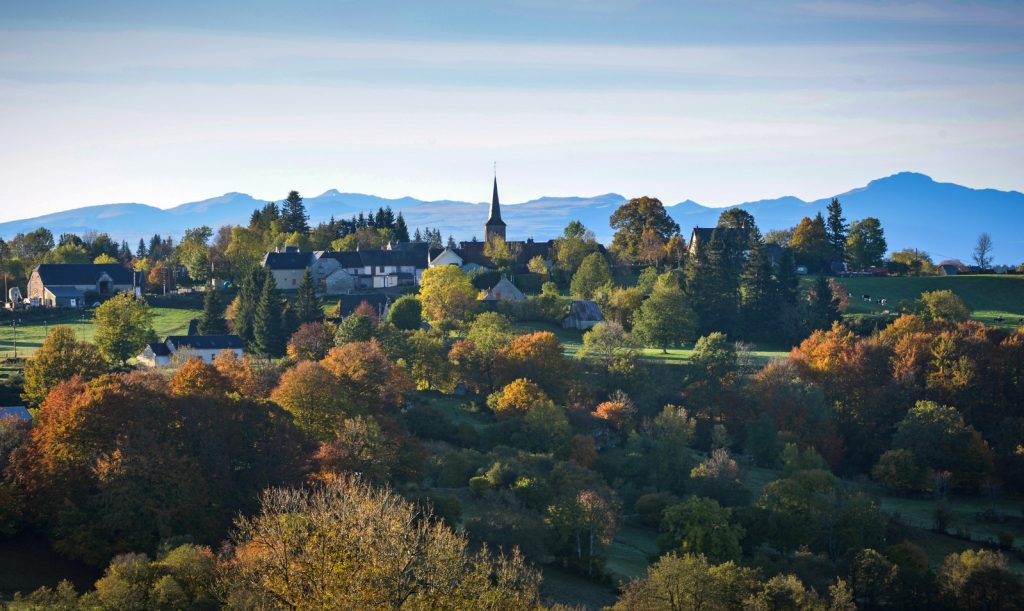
[
  {"x1": 789, "y1": 213, "x2": 831, "y2": 273},
  {"x1": 286, "y1": 321, "x2": 335, "y2": 361},
  {"x1": 483, "y1": 235, "x2": 516, "y2": 272},
  {"x1": 499, "y1": 331, "x2": 569, "y2": 398},
  {"x1": 321, "y1": 340, "x2": 413, "y2": 414},
  {"x1": 553, "y1": 220, "x2": 600, "y2": 275},
  {"x1": 613, "y1": 553, "x2": 759, "y2": 611},
  {"x1": 221, "y1": 476, "x2": 542, "y2": 609},
  {"x1": 418, "y1": 264, "x2": 476, "y2": 326},
  {"x1": 22, "y1": 326, "x2": 106, "y2": 405},
  {"x1": 93, "y1": 292, "x2": 155, "y2": 364},
  {"x1": 918, "y1": 289, "x2": 971, "y2": 322},
  {"x1": 610, "y1": 196, "x2": 680, "y2": 263},
  {"x1": 489, "y1": 378, "x2": 550, "y2": 418}
]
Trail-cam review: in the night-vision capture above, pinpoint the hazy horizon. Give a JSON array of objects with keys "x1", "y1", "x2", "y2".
[{"x1": 1, "y1": 0, "x2": 1022, "y2": 222}]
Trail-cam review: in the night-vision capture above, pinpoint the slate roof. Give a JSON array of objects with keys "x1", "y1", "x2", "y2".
[
  {"x1": 166, "y1": 335, "x2": 245, "y2": 350},
  {"x1": 263, "y1": 251, "x2": 314, "y2": 270},
  {"x1": 317, "y1": 251, "x2": 364, "y2": 268},
  {"x1": 34, "y1": 263, "x2": 138, "y2": 286},
  {"x1": 147, "y1": 342, "x2": 172, "y2": 357},
  {"x1": 336, "y1": 294, "x2": 391, "y2": 317},
  {"x1": 567, "y1": 300, "x2": 604, "y2": 322},
  {"x1": 45, "y1": 286, "x2": 86, "y2": 298},
  {"x1": 0, "y1": 406, "x2": 31, "y2": 421}
]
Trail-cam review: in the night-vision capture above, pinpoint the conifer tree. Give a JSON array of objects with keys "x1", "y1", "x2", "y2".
[
  {"x1": 295, "y1": 270, "x2": 322, "y2": 324},
  {"x1": 739, "y1": 231, "x2": 776, "y2": 340},
  {"x1": 199, "y1": 288, "x2": 229, "y2": 335},
  {"x1": 254, "y1": 272, "x2": 286, "y2": 356},
  {"x1": 687, "y1": 230, "x2": 740, "y2": 336},
  {"x1": 234, "y1": 268, "x2": 265, "y2": 346},
  {"x1": 282, "y1": 190, "x2": 309, "y2": 234},
  {"x1": 805, "y1": 275, "x2": 840, "y2": 333},
  {"x1": 634, "y1": 273, "x2": 696, "y2": 352},
  {"x1": 136, "y1": 238, "x2": 147, "y2": 258},
  {"x1": 826, "y1": 197, "x2": 848, "y2": 265},
  {"x1": 413, "y1": 227, "x2": 422, "y2": 242},
  {"x1": 394, "y1": 213, "x2": 410, "y2": 242}
]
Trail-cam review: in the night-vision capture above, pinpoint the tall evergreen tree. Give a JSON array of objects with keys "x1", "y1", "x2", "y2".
[
  {"x1": 198, "y1": 288, "x2": 229, "y2": 335},
  {"x1": 281, "y1": 191, "x2": 309, "y2": 234},
  {"x1": 295, "y1": 270, "x2": 322, "y2": 324},
  {"x1": 136, "y1": 238, "x2": 147, "y2": 258},
  {"x1": 253, "y1": 272, "x2": 286, "y2": 356},
  {"x1": 381, "y1": 206, "x2": 396, "y2": 229},
  {"x1": 739, "y1": 231, "x2": 776, "y2": 340},
  {"x1": 805, "y1": 275, "x2": 840, "y2": 333},
  {"x1": 412, "y1": 227, "x2": 422, "y2": 242},
  {"x1": 826, "y1": 197, "x2": 848, "y2": 265},
  {"x1": 634, "y1": 273, "x2": 696, "y2": 352},
  {"x1": 687, "y1": 230, "x2": 740, "y2": 336},
  {"x1": 233, "y1": 268, "x2": 266, "y2": 346},
  {"x1": 394, "y1": 213, "x2": 410, "y2": 242}
]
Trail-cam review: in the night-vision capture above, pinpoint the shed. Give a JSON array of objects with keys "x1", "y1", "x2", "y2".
[
  {"x1": 562, "y1": 300, "x2": 604, "y2": 330},
  {"x1": 480, "y1": 277, "x2": 526, "y2": 302}
]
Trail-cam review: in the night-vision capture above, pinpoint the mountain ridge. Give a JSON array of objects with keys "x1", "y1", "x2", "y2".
[{"x1": 2, "y1": 173, "x2": 1021, "y2": 263}]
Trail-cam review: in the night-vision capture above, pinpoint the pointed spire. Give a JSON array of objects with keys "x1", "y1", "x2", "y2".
[{"x1": 487, "y1": 176, "x2": 505, "y2": 226}]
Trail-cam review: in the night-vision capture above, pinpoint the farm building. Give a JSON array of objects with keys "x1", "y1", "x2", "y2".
[
  {"x1": 137, "y1": 335, "x2": 245, "y2": 367},
  {"x1": 0, "y1": 406, "x2": 32, "y2": 421},
  {"x1": 562, "y1": 300, "x2": 604, "y2": 330},
  {"x1": 27, "y1": 263, "x2": 143, "y2": 307},
  {"x1": 480, "y1": 277, "x2": 526, "y2": 302}
]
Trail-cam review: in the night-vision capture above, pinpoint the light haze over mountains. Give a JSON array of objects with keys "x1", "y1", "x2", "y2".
[{"x1": 2, "y1": 172, "x2": 1021, "y2": 263}]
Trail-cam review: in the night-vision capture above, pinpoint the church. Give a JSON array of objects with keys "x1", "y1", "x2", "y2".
[{"x1": 428, "y1": 176, "x2": 555, "y2": 270}]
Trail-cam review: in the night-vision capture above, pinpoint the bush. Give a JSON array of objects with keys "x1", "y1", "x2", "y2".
[
  {"x1": 634, "y1": 492, "x2": 678, "y2": 528},
  {"x1": 469, "y1": 476, "x2": 491, "y2": 497}
]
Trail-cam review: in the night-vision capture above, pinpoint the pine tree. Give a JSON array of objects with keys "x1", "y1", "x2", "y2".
[
  {"x1": 136, "y1": 238, "x2": 147, "y2": 258},
  {"x1": 394, "y1": 213, "x2": 410, "y2": 242},
  {"x1": 634, "y1": 274, "x2": 696, "y2": 352},
  {"x1": 253, "y1": 272, "x2": 285, "y2": 356},
  {"x1": 281, "y1": 191, "x2": 309, "y2": 234},
  {"x1": 826, "y1": 197, "x2": 848, "y2": 266},
  {"x1": 805, "y1": 275, "x2": 840, "y2": 333},
  {"x1": 739, "y1": 231, "x2": 777, "y2": 340},
  {"x1": 295, "y1": 270, "x2": 322, "y2": 324},
  {"x1": 447, "y1": 235, "x2": 457, "y2": 249},
  {"x1": 382, "y1": 206, "x2": 396, "y2": 229},
  {"x1": 687, "y1": 230, "x2": 740, "y2": 336},
  {"x1": 233, "y1": 268, "x2": 265, "y2": 346},
  {"x1": 413, "y1": 227, "x2": 422, "y2": 242},
  {"x1": 198, "y1": 288, "x2": 229, "y2": 335}
]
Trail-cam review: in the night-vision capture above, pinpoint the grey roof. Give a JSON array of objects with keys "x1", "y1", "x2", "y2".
[
  {"x1": 336, "y1": 294, "x2": 391, "y2": 317},
  {"x1": 0, "y1": 406, "x2": 32, "y2": 421},
  {"x1": 147, "y1": 342, "x2": 172, "y2": 357},
  {"x1": 34, "y1": 263, "x2": 138, "y2": 287},
  {"x1": 567, "y1": 300, "x2": 603, "y2": 322},
  {"x1": 318, "y1": 251, "x2": 364, "y2": 268},
  {"x1": 166, "y1": 335, "x2": 245, "y2": 350},
  {"x1": 45, "y1": 286, "x2": 85, "y2": 298},
  {"x1": 263, "y1": 251, "x2": 313, "y2": 270}
]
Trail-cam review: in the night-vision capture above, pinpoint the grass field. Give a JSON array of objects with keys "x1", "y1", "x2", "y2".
[
  {"x1": 833, "y1": 275, "x2": 1024, "y2": 328},
  {"x1": 0, "y1": 305, "x2": 202, "y2": 358}
]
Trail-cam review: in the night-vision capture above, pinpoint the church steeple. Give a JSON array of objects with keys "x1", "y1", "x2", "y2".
[{"x1": 484, "y1": 175, "x2": 506, "y2": 242}]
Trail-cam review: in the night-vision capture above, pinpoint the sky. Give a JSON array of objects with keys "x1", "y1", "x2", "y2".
[{"x1": 0, "y1": 0, "x2": 1022, "y2": 221}]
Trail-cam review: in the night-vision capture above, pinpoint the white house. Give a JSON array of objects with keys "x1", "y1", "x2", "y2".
[{"x1": 137, "y1": 335, "x2": 245, "y2": 367}]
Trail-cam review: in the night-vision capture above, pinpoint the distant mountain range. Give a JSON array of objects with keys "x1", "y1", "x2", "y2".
[{"x1": 2, "y1": 172, "x2": 1021, "y2": 263}]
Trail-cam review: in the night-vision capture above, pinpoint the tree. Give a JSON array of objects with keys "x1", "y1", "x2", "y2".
[
  {"x1": 846, "y1": 217, "x2": 887, "y2": 270},
  {"x1": 93, "y1": 293, "x2": 155, "y2": 364},
  {"x1": 547, "y1": 488, "x2": 618, "y2": 577},
  {"x1": 489, "y1": 378, "x2": 549, "y2": 418},
  {"x1": 231, "y1": 267, "x2": 264, "y2": 345},
  {"x1": 527, "y1": 255, "x2": 548, "y2": 276},
  {"x1": 972, "y1": 232, "x2": 993, "y2": 270},
  {"x1": 577, "y1": 321, "x2": 639, "y2": 384},
  {"x1": 387, "y1": 294, "x2": 422, "y2": 330},
  {"x1": 872, "y1": 449, "x2": 931, "y2": 494},
  {"x1": 286, "y1": 321, "x2": 335, "y2": 361},
  {"x1": 553, "y1": 221, "x2": 600, "y2": 275},
  {"x1": 253, "y1": 272, "x2": 286, "y2": 356},
  {"x1": 222, "y1": 476, "x2": 542, "y2": 609},
  {"x1": 22, "y1": 326, "x2": 106, "y2": 405},
  {"x1": 659, "y1": 497, "x2": 744, "y2": 563},
  {"x1": 499, "y1": 331, "x2": 570, "y2": 398},
  {"x1": 789, "y1": 213, "x2": 831, "y2": 273},
  {"x1": 826, "y1": 197, "x2": 848, "y2": 263},
  {"x1": 918, "y1": 289, "x2": 971, "y2": 322},
  {"x1": 634, "y1": 273, "x2": 696, "y2": 352},
  {"x1": 937, "y1": 550, "x2": 1023, "y2": 611},
  {"x1": 294, "y1": 270, "x2": 321, "y2": 324},
  {"x1": 610, "y1": 196, "x2": 680, "y2": 262},
  {"x1": 198, "y1": 288, "x2": 228, "y2": 335},
  {"x1": 321, "y1": 340, "x2": 413, "y2": 414},
  {"x1": 393, "y1": 212, "x2": 410, "y2": 242},
  {"x1": 570, "y1": 252, "x2": 612, "y2": 299},
  {"x1": 687, "y1": 229, "x2": 741, "y2": 336},
  {"x1": 418, "y1": 265, "x2": 476, "y2": 326},
  {"x1": 892, "y1": 400, "x2": 993, "y2": 487},
  {"x1": 271, "y1": 360, "x2": 348, "y2": 440},
  {"x1": 484, "y1": 235, "x2": 516, "y2": 271},
  {"x1": 739, "y1": 231, "x2": 780, "y2": 340},
  {"x1": 613, "y1": 553, "x2": 759, "y2": 611},
  {"x1": 281, "y1": 190, "x2": 309, "y2": 234},
  {"x1": 805, "y1": 275, "x2": 842, "y2": 332}
]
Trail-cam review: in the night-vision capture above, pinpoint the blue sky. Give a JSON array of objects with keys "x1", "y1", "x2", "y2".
[{"x1": 0, "y1": 0, "x2": 1021, "y2": 220}]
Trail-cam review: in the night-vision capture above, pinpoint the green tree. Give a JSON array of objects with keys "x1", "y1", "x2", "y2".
[
  {"x1": 570, "y1": 252, "x2": 613, "y2": 299},
  {"x1": 634, "y1": 273, "x2": 696, "y2": 352},
  {"x1": 687, "y1": 229, "x2": 741, "y2": 336},
  {"x1": 22, "y1": 326, "x2": 106, "y2": 405},
  {"x1": 253, "y1": 272, "x2": 286, "y2": 356},
  {"x1": 232, "y1": 267, "x2": 265, "y2": 345},
  {"x1": 281, "y1": 190, "x2": 309, "y2": 234},
  {"x1": 804, "y1": 276, "x2": 841, "y2": 332},
  {"x1": 93, "y1": 293, "x2": 155, "y2": 365},
  {"x1": 937, "y1": 550, "x2": 1023, "y2": 611},
  {"x1": 739, "y1": 230, "x2": 777, "y2": 339},
  {"x1": 826, "y1": 197, "x2": 848, "y2": 263},
  {"x1": 334, "y1": 312, "x2": 377, "y2": 345},
  {"x1": 613, "y1": 553, "x2": 759, "y2": 611},
  {"x1": 846, "y1": 217, "x2": 887, "y2": 270},
  {"x1": 553, "y1": 221, "x2": 600, "y2": 275},
  {"x1": 294, "y1": 270, "x2": 321, "y2": 325},
  {"x1": 418, "y1": 265, "x2": 476, "y2": 326},
  {"x1": 918, "y1": 289, "x2": 971, "y2": 322},
  {"x1": 659, "y1": 497, "x2": 744, "y2": 563},
  {"x1": 609, "y1": 196, "x2": 680, "y2": 262},
  {"x1": 387, "y1": 294, "x2": 422, "y2": 330},
  {"x1": 872, "y1": 449, "x2": 931, "y2": 494},
  {"x1": 198, "y1": 288, "x2": 228, "y2": 335}
]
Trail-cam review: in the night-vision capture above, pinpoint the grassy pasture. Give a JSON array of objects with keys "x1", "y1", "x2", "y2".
[{"x1": 833, "y1": 274, "x2": 1024, "y2": 328}]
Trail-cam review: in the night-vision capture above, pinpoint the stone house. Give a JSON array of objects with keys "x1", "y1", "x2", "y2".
[{"x1": 27, "y1": 263, "x2": 142, "y2": 307}]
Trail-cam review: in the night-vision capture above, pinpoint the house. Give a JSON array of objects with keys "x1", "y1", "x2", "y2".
[
  {"x1": 480, "y1": 277, "x2": 526, "y2": 302},
  {"x1": 0, "y1": 406, "x2": 32, "y2": 421},
  {"x1": 563, "y1": 300, "x2": 604, "y2": 330},
  {"x1": 262, "y1": 246, "x2": 314, "y2": 289},
  {"x1": 27, "y1": 263, "x2": 142, "y2": 308},
  {"x1": 137, "y1": 335, "x2": 245, "y2": 367},
  {"x1": 938, "y1": 264, "x2": 959, "y2": 276},
  {"x1": 334, "y1": 294, "x2": 393, "y2": 319}
]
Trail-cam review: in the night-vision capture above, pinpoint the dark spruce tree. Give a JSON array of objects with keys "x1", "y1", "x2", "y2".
[
  {"x1": 294, "y1": 270, "x2": 322, "y2": 324},
  {"x1": 198, "y1": 288, "x2": 229, "y2": 335},
  {"x1": 804, "y1": 275, "x2": 841, "y2": 333},
  {"x1": 394, "y1": 213, "x2": 410, "y2": 242},
  {"x1": 253, "y1": 271, "x2": 286, "y2": 356},
  {"x1": 687, "y1": 229, "x2": 740, "y2": 336},
  {"x1": 281, "y1": 190, "x2": 309, "y2": 234},
  {"x1": 739, "y1": 230, "x2": 776, "y2": 341},
  {"x1": 233, "y1": 268, "x2": 266, "y2": 347},
  {"x1": 136, "y1": 238, "x2": 147, "y2": 258},
  {"x1": 826, "y1": 197, "x2": 848, "y2": 267}
]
